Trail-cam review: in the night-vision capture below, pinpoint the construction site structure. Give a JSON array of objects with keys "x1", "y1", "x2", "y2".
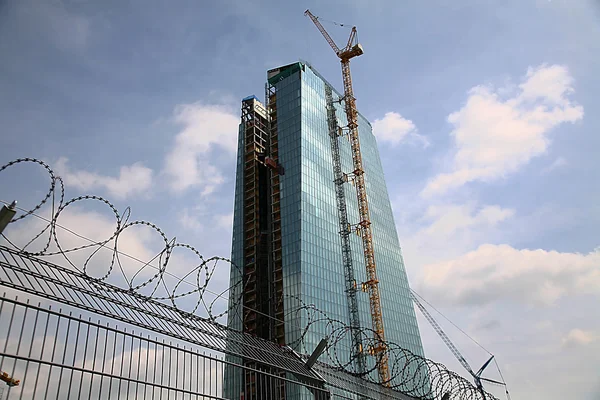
[
  {"x1": 239, "y1": 95, "x2": 286, "y2": 399},
  {"x1": 240, "y1": 95, "x2": 271, "y2": 339},
  {"x1": 266, "y1": 85, "x2": 286, "y2": 347},
  {"x1": 305, "y1": 10, "x2": 390, "y2": 384},
  {"x1": 325, "y1": 85, "x2": 366, "y2": 374}
]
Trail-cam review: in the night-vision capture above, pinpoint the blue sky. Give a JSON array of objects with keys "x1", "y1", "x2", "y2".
[{"x1": 1, "y1": 0, "x2": 599, "y2": 398}]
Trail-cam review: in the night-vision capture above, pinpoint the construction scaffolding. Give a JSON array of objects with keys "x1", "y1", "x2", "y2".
[
  {"x1": 240, "y1": 94, "x2": 287, "y2": 399},
  {"x1": 266, "y1": 83, "x2": 286, "y2": 347},
  {"x1": 241, "y1": 95, "x2": 271, "y2": 340}
]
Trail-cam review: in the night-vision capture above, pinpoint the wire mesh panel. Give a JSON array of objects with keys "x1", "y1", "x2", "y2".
[
  {"x1": 0, "y1": 242, "x2": 501, "y2": 400},
  {"x1": 0, "y1": 296, "x2": 331, "y2": 400},
  {"x1": 0, "y1": 246, "x2": 423, "y2": 400},
  {"x1": 0, "y1": 246, "x2": 323, "y2": 383}
]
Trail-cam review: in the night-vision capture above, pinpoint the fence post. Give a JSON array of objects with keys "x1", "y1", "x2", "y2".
[{"x1": 0, "y1": 201, "x2": 17, "y2": 235}]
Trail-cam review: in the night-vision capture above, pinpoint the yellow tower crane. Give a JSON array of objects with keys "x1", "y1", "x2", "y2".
[{"x1": 304, "y1": 9, "x2": 390, "y2": 385}]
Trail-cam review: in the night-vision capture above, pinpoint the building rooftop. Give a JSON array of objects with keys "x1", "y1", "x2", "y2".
[{"x1": 267, "y1": 60, "x2": 372, "y2": 127}]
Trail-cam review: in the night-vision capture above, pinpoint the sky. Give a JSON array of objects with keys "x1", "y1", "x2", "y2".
[{"x1": 1, "y1": 0, "x2": 599, "y2": 399}]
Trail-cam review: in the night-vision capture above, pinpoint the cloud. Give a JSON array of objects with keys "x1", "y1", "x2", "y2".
[
  {"x1": 422, "y1": 64, "x2": 583, "y2": 198},
  {"x1": 399, "y1": 203, "x2": 515, "y2": 270},
  {"x1": 163, "y1": 102, "x2": 239, "y2": 194},
  {"x1": 418, "y1": 204, "x2": 514, "y2": 238},
  {"x1": 420, "y1": 244, "x2": 600, "y2": 306},
  {"x1": 562, "y1": 329, "x2": 597, "y2": 348},
  {"x1": 55, "y1": 157, "x2": 153, "y2": 200},
  {"x1": 178, "y1": 207, "x2": 206, "y2": 232},
  {"x1": 542, "y1": 156, "x2": 568, "y2": 174},
  {"x1": 3, "y1": 205, "x2": 161, "y2": 285},
  {"x1": 372, "y1": 112, "x2": 429, "y2": 147},
  {"x1": 472, "y1": 319, "x2": 501, "y2": 332},
  {"x1": 178, "y1": 208, "x2": 234, "y2": 233},
  {"x1": 2, "y1": 202, "x2": 233, "y2": 310},
  {"x1": 215, "y1": 212, "x2": 233, "y2": 230}
]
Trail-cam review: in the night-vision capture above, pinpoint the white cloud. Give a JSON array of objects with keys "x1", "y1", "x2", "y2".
[
  {"x1": 178, "y1": 208, "x2": 234, "y2": 233},
  {"x1": 399, "y1": 203, "x2": 515, "y2": 270},
  {"x1": 562, "y1": 329, "x2": 597, "y2": 348},
  {"x1": 178, "y1": 207, "x2": 206, "y2": 232},
  {"x1": 419, "y1": 204, "x2": 514, "y2": 238},
  {"x1": 216, "y1": 212, "x2": 233, "y2": 230},
  {"x1": 163, "y1": 102, "x2": 239, "y2": 194},
  {"x1": 54, "y1": 157, "x2": 153, "y2": 200},
  {"x1": 3, "y1": 205, "x2": 161, "y2": 286},
  {"x1": 372, "y1": 112, "x2": 429, "y2": 147},
  {"x1": 420, "y1": 244, "x2": 600, "y2": 306},
  {"x1": 2, "y1": 203, "x2": 233, "y2": 311},
  {"x1": 422, "y1": 64, "x2": 583, "y2": 198},
  {"x1": 542, "y1": 156, "x2": 568, "y2": 174}
]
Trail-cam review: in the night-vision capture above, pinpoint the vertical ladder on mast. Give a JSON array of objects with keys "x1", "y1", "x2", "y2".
[{"x1": 325, "y1": 85, "x2": 366, "y2": 375}]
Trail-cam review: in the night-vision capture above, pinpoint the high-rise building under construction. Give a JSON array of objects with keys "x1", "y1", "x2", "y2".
[{"x1": 224, "y1": 61, "x2": 425, "y2": 398}]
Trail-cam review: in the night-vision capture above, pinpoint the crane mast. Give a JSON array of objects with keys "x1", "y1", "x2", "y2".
[
  {"x1": 305, "y1": 10, "x2": 390, "y2": 384},
  {"x1": 325, "y1": 83, "x2": 366, "y2": 375}
]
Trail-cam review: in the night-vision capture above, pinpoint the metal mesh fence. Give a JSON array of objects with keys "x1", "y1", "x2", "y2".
[
  {"x1": 0, "y1": 246, "x2": 415, "y2": 399},
  {"x1": 0, "y1": 296, "x2": 333, "y2": 400}
]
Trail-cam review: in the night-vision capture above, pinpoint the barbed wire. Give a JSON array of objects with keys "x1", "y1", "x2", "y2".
[
  {"x1": 0, "y1": 157, "x2": 500, "y2": 399},
  {"x1": 0, "y1": 158, "x2": 245, "y2": 323},
  {"x1": 283, "y1": 295, "x2": 499, "y2": 400}
]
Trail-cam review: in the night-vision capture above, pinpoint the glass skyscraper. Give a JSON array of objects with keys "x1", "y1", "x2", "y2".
[{"x1": 225, "y1": 61, "x2": 425, "y2": 399}]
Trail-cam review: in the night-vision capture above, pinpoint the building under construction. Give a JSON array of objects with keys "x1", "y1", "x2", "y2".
[{"x1": 224, "y1": 59, "x2": 426, "y2": 399}]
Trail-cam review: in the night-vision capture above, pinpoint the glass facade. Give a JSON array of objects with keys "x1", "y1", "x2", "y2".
[
  {"x1": 223, "y1": 124, "x2": 245, "y2": 399},
  {"x1": 225, "y1": 61, "x2": 424, "y2": 398}
]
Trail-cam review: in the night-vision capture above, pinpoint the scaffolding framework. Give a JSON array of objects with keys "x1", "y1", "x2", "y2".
[
  {"x1": 267, "y1": 83, "x2": 285, "y2": 347},
  {"x1": 241, "y1": 97, "x2": 276, "y2": 398},
  {"x1": 241, "y1": 97, "x2": 270, "y2": 339},
  {"x1": 240, "y1": 94, "x2": 287, "y2": 399}
]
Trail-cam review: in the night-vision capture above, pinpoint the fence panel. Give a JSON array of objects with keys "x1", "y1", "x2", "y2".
[{"x1": 0, "y1": 296, "x2": 333, "y2": 400}]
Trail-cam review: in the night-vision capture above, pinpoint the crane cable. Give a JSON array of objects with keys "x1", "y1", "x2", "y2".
[
  {"x1": 411, "y1": 289, "x2": 511, "y2": 395},
  {"x1": 316, "y1": 16, "x2": 360, "y2": 46},
  {"x1": 316, "y1": 16, "x2": 350, "y2": 28},
  {"x1": 494, "y1": 358, "x2": 512, "y2": 399},
  {"x1": 411, "y1": 289, "x2": 492, "y2": 355}
]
